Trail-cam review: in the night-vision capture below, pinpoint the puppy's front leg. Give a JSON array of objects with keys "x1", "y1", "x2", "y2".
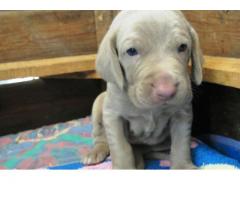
[
  {"x1": 104, "y1": 112, "x2": 135, "y2": 169},
  {"x1": 170, "y1": 105, "x2": 196, "y2": 169}
]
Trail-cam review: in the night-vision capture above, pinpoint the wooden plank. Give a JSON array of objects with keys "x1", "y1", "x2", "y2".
[
  {"x1": 45, "y1": 71, "x2": 100, "y2": 79},
  {"x1": 203, "y1": 56, "x2": 240, "y2": 89},
  {"x1": 0, "y1": 54, "x2": 97, "y2": 80},
  {"x1": 183, "y1": 11, "x2": 240, "y2": 58},
  {"x1": 94, "y1": 11, "x2": 115, "y2": 47},
  {"x1": 0, "y1": 54, "x2": 239, "y2": 89},
  {"x1": 0, "y1": 11, "x2": 97, "y2": 63},
  {"x1": 1, "y1": 11, "x2": 238, "y2": 62}
]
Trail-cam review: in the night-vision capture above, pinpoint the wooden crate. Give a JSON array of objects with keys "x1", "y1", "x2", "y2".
[
  {"x1": 0, "y1": 11, "x2": 239, "y2": 89},
  {"x1": 0, "y1": 11, "x2": 239, "y2": 138}
]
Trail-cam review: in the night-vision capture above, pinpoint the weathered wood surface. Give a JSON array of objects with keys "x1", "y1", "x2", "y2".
[
  {"x1": 0, "y1": 54, "x2": 239, "y2": 89},
  {"x1": 94, "y1": 11, "x2": 114, "y2": 47},
  {"x1": 0, "y1": 11, "x2": 97, "y2": 63},
  {"x1": 0, "y1": 54, "x2": 97, "y2": 80},
  {"x1": 183, "y1": 11, "x2": 240, "y2": 58},
  {"x1": 0, "y1": 11, "x2": 239, "y2": 62},
  {"x1": 203, "y1": 56, "x2": 240, "y2": 89}
]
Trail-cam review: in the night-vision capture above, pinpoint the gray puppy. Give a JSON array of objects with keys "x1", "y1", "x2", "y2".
[{"x1": 83, "y1": 11, "x2": 203, "y2": 169}]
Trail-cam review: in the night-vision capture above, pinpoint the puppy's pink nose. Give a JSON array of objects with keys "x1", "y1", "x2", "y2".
[
  {"x1": 153, "y1": 83, "x2": 176, "y2": 98},
  {"x1": 151, "y1": 75, "x2": 178, "y2": 101}
]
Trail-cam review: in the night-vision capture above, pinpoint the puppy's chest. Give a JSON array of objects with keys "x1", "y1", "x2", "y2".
[{"x1": 123, "y1": 112, "x2": 170, "y2": 145}]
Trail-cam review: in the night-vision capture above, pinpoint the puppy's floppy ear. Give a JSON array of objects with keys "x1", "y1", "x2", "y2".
[
  {"x1": 96, "y1": 28, "x2": 125, "y2": 90},
  {"x1": 189, "y1": 26, "x2": 204, "y2": 85}
]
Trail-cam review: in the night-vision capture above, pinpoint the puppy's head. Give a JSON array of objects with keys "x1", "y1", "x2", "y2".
[{"x1": 96, "y1": 11, "x2": 203, "y2": 109}]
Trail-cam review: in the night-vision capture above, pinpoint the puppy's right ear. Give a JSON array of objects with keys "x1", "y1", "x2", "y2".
[
  {"x1": 96, "y1": 29, "x2": 125, "y2": 90},
  {"x1": 189, "y1": 26, "x2": 204, "y2": 85}
]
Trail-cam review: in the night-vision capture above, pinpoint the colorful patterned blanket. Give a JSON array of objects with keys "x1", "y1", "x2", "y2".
[{"x1": 0, "y1": 117, "x2": 240, "y2": 169}]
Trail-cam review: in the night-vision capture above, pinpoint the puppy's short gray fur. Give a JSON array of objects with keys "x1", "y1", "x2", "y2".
[{"x1": 83, "y1": 11, "x2": 203, "y2": 169}]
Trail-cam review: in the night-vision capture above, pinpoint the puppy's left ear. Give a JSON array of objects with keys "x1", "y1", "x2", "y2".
[{"x1": 189, "y1": 26, "x2": 204, "y2": 85}]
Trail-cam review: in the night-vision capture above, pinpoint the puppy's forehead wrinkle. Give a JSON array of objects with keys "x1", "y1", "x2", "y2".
[{"x1": 117, "y1": 20, "x2": 190, "y2": 53}]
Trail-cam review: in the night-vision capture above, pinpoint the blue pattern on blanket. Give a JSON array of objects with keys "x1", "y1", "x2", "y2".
[{"x1": 0, "y1": 116, "x2": 239, "y2": 169}]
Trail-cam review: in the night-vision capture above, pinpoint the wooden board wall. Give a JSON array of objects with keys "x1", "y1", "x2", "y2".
[
  {"x1": 0, "y1": 10, "x2": 239, "y2": 62},
  {"x1": 94, "y1": 11, "x2": 116, "y2": 48},
  {"x1": 183, "y1": 11, "x2": 240, "y2": 58},
  {"x1": 0, "y1": 11, "x2": 97, "y2": 63},
  {"x1": 0, "y1": 10, "x2": 239, "y2": 82}
]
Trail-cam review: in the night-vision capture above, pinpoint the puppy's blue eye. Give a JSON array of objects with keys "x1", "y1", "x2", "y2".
[
  {"x1": 178, "y1": 43, "x2": 188, "y2": 53},
  {"x1": 126, "y1": 48, "x2": 138, "y2": 56}
]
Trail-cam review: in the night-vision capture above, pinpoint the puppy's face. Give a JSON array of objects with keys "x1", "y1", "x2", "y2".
[{"x1": 97, "y1": 11, "x2": 203, "y2": 109}]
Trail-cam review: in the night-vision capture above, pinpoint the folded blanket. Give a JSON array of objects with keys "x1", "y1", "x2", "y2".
[{"x1": 0, "y1": 117, "x2": 239, "y2": 169}]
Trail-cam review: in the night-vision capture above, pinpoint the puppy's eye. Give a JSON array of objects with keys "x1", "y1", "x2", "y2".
[
  {"x1": 126, "y1": 48, "x2": 138, "y2": 56},
  {"x1": 178, "y1": 43, "x2": 188, "y2": 53}
]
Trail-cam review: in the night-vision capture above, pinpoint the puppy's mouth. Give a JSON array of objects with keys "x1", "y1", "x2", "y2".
[
  {"x1": 129, "y1": 85, "x2": 172, "y2": 109},
  {"x1": 150, "y1": 91, "x2": 177, "y2": 105},
  {"x1": 135, "y1": 95, "x2": 170, "y2": 109}
]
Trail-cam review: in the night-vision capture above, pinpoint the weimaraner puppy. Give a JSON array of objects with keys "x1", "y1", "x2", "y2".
[{"x1": 83, "y1": 11, "x2": 203, "y2": 169}]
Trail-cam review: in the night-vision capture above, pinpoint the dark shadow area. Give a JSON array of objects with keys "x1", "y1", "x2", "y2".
[
  {"x1": 1, "y1": 79, "x2": 239, "y2": 141},
  {"x1": 0, "y1": 79, "x2": 103, "y2": 136},
  {"x1": 192, "y1": 82, "x2": 240, "y2": 140}
]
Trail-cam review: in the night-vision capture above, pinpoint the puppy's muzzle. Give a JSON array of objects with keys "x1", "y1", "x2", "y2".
[{"x1": 150, "y1": 73, "x2": 179, "y2": 103}]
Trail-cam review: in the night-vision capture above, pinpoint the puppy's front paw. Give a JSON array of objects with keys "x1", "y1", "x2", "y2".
[
  {"x1": 171, "y1": 162, "x2": 197, "y2": 170},
  {"x1": 82, "y1": 144, "x2": 109, "y2": 165}
]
